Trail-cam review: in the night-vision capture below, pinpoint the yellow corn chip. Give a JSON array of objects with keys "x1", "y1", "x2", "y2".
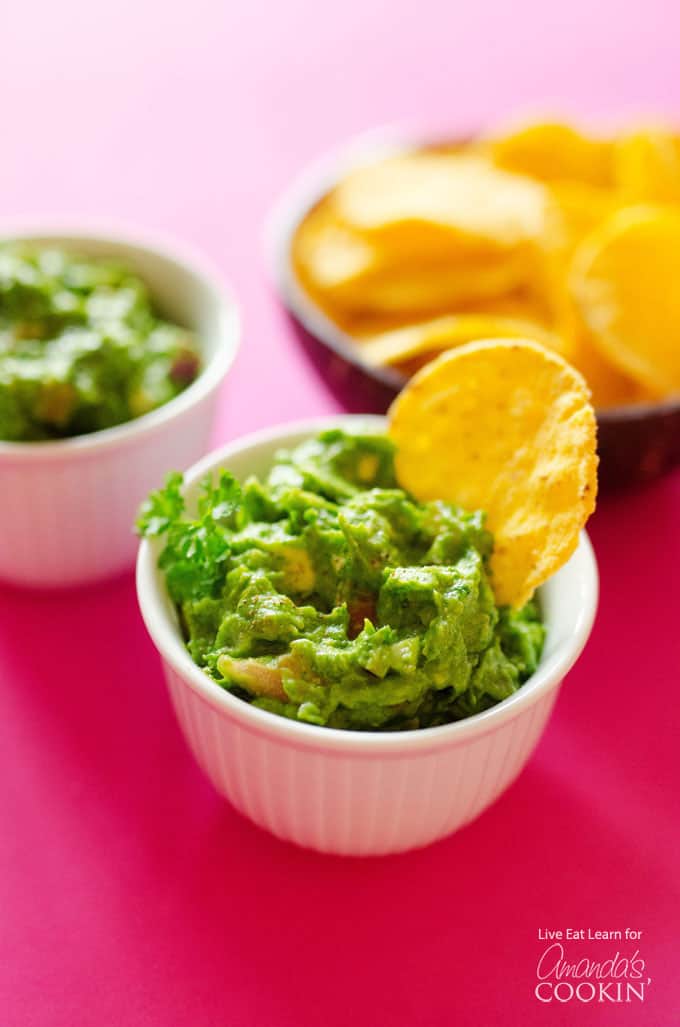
[
  {"x1": 490, "y1": 121, "x2": 613, "y2": 186},
  {"x1": 561, "y1": 306, "x2": 660, "y2": 409},
  {"x1": 388, "y1": 339, "x2": 598, "y2": 607},
  {"x1": 358, "y1": 313, "x2": 559, "y2": 367},
  {"x1": 455, "y1": 290, "x2": 554, "y2": 325},
  {"x1": 332, "y1": 254, "x2": 530, "y2": 317},
  {"x1": 530, "y1": 183, "x2": 620, "y2": 337},
  {"x1": 570, "y1": 205, "x2": 680, "y2": 394},
  {"x1": 614, "y1": 129, "x2": 680, "y2": 203},
  {"x1": 544, "y1": 182, "x2": 620, "y2": 253},
  {"x1": 292, "y1": 199, "x2": 378, "y2": 293},
  {"x1": 293, "y1": 194, "x2": 533, "y2": 318},
  {"x1": 332, "y1": 153, "x2": 548, "y2": 252}
]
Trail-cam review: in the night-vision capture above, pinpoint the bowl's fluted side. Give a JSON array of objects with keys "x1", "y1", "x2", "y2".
[
  {"x1": 0, "y1": 393, "x2": 219, "y2": 588},
  {"x1": 0, "y1": 228, "x2": 240, "y2": 588},
  {"x1": 162, "y1": 661, "x2": 560, "y2": 856}
]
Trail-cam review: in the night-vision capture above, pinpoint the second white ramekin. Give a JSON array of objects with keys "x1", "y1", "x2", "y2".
[
  {"x1": 137, "y1": 415, "x2": 599, "y2": 856},
  {"x1": 0, "y1": 229, "x2": 240, "y2": 588}
]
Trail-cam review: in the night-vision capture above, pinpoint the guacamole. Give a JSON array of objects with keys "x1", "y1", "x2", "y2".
[
  {"x1": 0, "y1": 247, "x2": 200, "y2": 441},
  {"x1": 138, "y1": 431, "x2": 545, "y2": 731}
]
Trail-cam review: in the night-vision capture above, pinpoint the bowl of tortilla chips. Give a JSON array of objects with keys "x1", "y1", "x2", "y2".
[{"x1": 268, "y1": 119, "x2": 680, "y2": 488}]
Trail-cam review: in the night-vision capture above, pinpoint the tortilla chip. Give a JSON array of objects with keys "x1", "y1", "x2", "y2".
[
  {"x1": 562, "y1": 309, "x2": 660, "y2": 409},
  {"x1": 569, "y1": 205, "x2": 680, "y2": 394},
  {"x1": 388, "y1": 339, "x2": 598, "y2": 607},
  {"x1": 292, "y1": 198, "x2": 378, "y2": 293},
  {"x1": 332, "y1": 152, "x2": 548, "y2": 252},
  {"x1": 332, "y1": 253, "x2": 530, "y2": 317},
  {"x1": 532, "y1": 183, "x2": 620, "y2": 326},
  {"x1": 292, "y1": 192, "x2": 534, "y2": 318},
  {"x1": 614, "y1": 129, "x2": 680, "y2": 203},
  {"x1": 544, "y1": 182, "x2": 620, "y2": 252},
  {"x1": 490, "y1": 121, "x2": 613, "y2": 186},
  {"x1": 454, "y1": 290, "x2": 554, "y2": 325},
  {"x1": 358, "y1": 313, "x2": 560, "y2": 368}
]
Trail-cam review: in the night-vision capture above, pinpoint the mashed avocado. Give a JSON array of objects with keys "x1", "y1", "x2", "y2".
[
  {"x1": 139, "y1": 431, "x2": 545, "y2": 731},
  {"x1": 0, "y1": 247, "x2": 200, "y2": 441}
]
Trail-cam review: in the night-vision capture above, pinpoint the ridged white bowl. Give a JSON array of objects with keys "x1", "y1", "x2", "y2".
[
  {"x1": 0, "y1": 229, "x2": 240, "y2": 588},
  {"x1": 137, "y1": 415, "x2": 598, "y2": 856}
]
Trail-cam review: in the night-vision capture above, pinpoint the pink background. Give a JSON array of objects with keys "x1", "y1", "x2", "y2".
[{"x1": 2, "y1": 1, "x2": 679, "y2": 1023}]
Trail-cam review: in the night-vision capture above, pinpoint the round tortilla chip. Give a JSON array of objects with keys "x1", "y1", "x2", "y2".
[
  {"x1": 451, "y1": 290, "x2": 555, "y2": 328},
  {"x1": 292, "y1": 193, "x2": 533, "y2": 318},
  {"x1": 614, "y1": 129, "x2": 680, "y2": 203},
  {"x1": 531, "y1": 183, "x2": 620, "y2": 331},
  {"x1": 333, "y1": 254, "x2": 528, "y2": 316},
  {"x1": 490, "y1": 121, "x2": 613, "y2": 187},
  {"x1": 292, "y1": 198, "x2": 378, "y2": 293},
  {"x1": 358, "y1": 313, "x2": 560, "y2": 368},
  {"x1": 388, "y1": 339, "x2": 598, "y2": 608},
  {"x1": 569, "y1": 205, "x2": 680, "y2": 395},
  {"x1": 543, "y1": 182, "x2": 620, "y2": 257},
  {"x1": 562, "y1": 310, "x2": 661, "y2": 409},
  {"x1": 333, "y1": 153, "x2": 548, "y2": 251}
]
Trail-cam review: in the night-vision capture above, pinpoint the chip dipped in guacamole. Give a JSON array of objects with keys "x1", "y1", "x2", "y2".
[
  {"x1": 0, "y1": 246, "x2": 201, "y2": 441},
  {"x1": 138, "y1": 430, "x2": 545, "y2": 731}
]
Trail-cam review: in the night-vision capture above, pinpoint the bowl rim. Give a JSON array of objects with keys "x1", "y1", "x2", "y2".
[
  {"x1": 0, "y1": 223, "x2": 241, "y2": 461},
  {"x1": 136, "y1": 413, "x2": 599, "y2": 756},
  {"x1": 265, "y1": 126, "x2": 680, "y2": 417}
]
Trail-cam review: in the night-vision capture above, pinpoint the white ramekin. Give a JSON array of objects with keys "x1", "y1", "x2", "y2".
[
  {"x1": 137, "y1": 415, "x2": 598, "y2": 856},
  {"x1": 0, "y1": 229, "x2": 240, "y2": 588}
]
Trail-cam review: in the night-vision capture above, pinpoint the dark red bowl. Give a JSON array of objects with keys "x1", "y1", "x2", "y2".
[{"x1": 596, "y1": 399, "x2": 680, "y2": 490}]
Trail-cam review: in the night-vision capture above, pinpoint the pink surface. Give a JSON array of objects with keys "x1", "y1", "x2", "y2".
[{"x1": 2, "y1": 2, "x2": 679, "y2": 1023}]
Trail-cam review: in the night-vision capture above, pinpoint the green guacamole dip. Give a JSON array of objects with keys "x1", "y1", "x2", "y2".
[
  {"x1": 139, "y1": 431, "x2": 545, "y2": 731},
  {"x1": 0, "y1": 247, "x2": 200, "y2": 441}
]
